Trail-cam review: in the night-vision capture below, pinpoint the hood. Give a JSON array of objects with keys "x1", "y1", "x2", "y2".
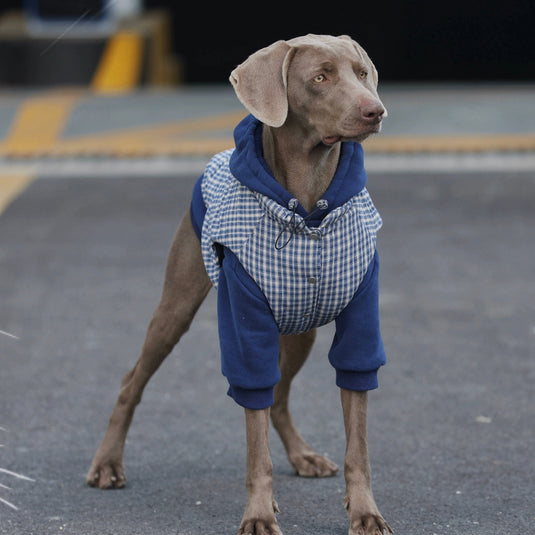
[{"x1": 229, "y1": 114, "x2": 368, "y2": 225}]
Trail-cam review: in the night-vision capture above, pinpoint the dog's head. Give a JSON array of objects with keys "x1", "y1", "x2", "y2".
[{"x1": 230, "y1": 34, "x2": 386, "y2": 145}]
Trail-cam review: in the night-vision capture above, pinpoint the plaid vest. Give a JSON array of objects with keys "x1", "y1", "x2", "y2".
[{"x1": 201, "y1": 149, "x2": 382, "y2": 335}]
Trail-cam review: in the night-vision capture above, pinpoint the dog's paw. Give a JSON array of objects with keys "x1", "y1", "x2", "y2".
[
  {"x1": 86, "y1": 460, "x2": 126, "y2": 490},
  {"x1": 290, "y1": 451, "x2": 339, "y2": 478},
  {"x1": 344, "y1": 495, "x2": 393, "y2": 535},
  {"x1": 347, "y1": 515, "x2": 393, "y2": 535},
  {"x1": 238, "y1": 519, "x2": 283, "y2": 535},
  {"x1": 238, "y1": 500, "x2": 282, "y2": 535}
]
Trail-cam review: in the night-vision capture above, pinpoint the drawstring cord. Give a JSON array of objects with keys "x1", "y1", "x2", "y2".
[{"x1": 275, "y1": 198, "x2": 329, "y2": 250}]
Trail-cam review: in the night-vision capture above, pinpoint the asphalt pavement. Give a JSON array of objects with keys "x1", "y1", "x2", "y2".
[{"x1": 1, "y1": 84, "x2": 534, "y2": 535}]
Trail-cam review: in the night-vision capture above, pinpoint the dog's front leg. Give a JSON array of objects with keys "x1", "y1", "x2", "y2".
[
  {"x1": 341, "y1": 389, "x2": 392, "y2": 535},
  {"x1": 239, "y1": 408, "x2": 282, "y2": 535}
]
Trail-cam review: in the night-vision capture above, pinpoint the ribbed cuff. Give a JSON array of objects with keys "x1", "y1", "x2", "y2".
[
  {"x1": 227, "y1": 385, "x2": 274, "y2": 409},
  {"x1": 335, "y1": 369, "x2": 379, "y2": 392}
]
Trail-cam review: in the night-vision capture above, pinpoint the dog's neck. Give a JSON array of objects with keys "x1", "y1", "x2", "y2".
[{"x1": 262, "y1": 124, "x2": 341, "y2": 213}]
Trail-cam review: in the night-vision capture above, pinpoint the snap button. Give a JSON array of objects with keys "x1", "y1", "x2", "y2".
[
  {"x1": 308, "y1": 276, "x2": 317, "y2": 284},
  {"x1": 309, "y1": 230, "x2": 321, "y2": 241},
  {"x1": 288, "y1": 198, "x2": 298, "y2": 210}
]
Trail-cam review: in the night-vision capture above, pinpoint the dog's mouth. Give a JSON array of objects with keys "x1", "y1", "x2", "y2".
[
  {"x1": 323, "y1": 119, "x2": 384, "y2": 146},
  {"x1": 322, "y1": 128, "x2": 379, "y2": 146},
  {"x1": 322, "y1": 135, "x2": 342, "y2": 145}
]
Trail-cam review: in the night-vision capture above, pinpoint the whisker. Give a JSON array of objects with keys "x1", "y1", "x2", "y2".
[
  {"x1": 1, "y1": 428, "x2": 34, "y2": 511},
  {"x1": 39, "y1": 0, "x2": 120, "y2": 57},
  {"x1": 0, "y1": 468, "x2": 35, "y2": 482},
  {"x1": 0, "y1": 496, "x2": 18, "y2": 511},
  {"x1": 0, "y1": 330, "x2": 19, "y2": 340},
  {"x1": 39, "y1": 9, "x2": 92, "y2": 56}
]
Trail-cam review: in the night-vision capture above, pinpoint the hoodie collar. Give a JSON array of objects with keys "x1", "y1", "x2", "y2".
[{"x1": 229, "y1": 114, "x2": 368, "y2": 222}]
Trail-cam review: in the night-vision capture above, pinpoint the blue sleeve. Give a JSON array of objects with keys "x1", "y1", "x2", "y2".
[
  {"x1": 217, "y1": 247, "x2": 281, "y2": 409},
  {"x1": 190, "y1": 174, "x2": 206, "y2": 241},
  {"x1": 328, "y1": 251, "x2": 386, "y2": 391}
]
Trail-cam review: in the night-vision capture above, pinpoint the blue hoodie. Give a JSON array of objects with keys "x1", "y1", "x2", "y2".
[{"x1": 190, "y1": 114, "x2": 386, "y2": 409}]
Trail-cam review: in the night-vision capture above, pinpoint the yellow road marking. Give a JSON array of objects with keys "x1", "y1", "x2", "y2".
[
  {"x1": 29, "y1": 128, "x2": 535, "y2": 156},
  {"x1": 91, "y1": 32, "x2": 144, "y2": 93},
  {"x1": 0, "y1": 90, "x2": 534, "y2": 157},
  {"x1": 43, "y1": 110, "x2": 247, "y2": 156},
  {"x1": 363, "y1": 133, "x2": 535, "y2": 153},
  {"x1": 0, "y1": 173, "x2": 36, "y2": 216},
  {"x1": 0, "y1": 92, "x2": 82, "y2": 156}
]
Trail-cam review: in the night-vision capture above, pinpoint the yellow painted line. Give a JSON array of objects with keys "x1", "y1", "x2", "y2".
[
  {"x1": 364, "y1": 133, "x2": 535, "y2": 153},
  {"x1": 43, "y1": 130, "x2": 535, "y2": 156},
  {"x1": 1, "y1": 90, "x2": 534, "y2": 157},
  {"x1": 0, "y1": 173, "x2": 36, "y2": 216},
  {"x1": 91, "y1": 32, "x2": 144, "y2": 93},
  {"x1": 46, "y1": 110, "x2": 247, "y2": 156},
  {"x1": 0, "y1": 92, "x2": 82, "y2": 156}
]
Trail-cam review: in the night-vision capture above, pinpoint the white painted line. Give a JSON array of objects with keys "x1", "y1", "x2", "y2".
[
  {"x1": 365, "y1": 152, "x2": 535, "y2": 173},
  {"x1": 1, "y1": 152, "x2": 535, "y2": 180},
  {"x1": 0, "y1": 157, "x2": 207, "y2": 179}
]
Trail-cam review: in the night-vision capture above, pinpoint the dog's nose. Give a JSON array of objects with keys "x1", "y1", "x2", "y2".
[{"x1": 361, "y1": 101, "x2": 386, "y2": 122}]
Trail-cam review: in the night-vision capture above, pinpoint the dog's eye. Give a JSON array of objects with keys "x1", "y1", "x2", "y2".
[
  {"x1": 359, "y1": 71, "x2": 368, "y2": 80},
  {"x1": 313, "y1": 74, "x2": 326, "y2": 83}
]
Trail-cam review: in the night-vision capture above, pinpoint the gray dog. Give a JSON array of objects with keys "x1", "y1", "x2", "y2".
[{"x1": 88, "y1": 34, "x2": 392, "y2": 535}]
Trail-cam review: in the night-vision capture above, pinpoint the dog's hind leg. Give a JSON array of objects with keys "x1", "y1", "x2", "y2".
[
  {"x1": 87, "y1": 211, "x2": 211, "y2": 489},
  {"x1": 271, "y1": 330, "x2": 339, "y2": 477}
]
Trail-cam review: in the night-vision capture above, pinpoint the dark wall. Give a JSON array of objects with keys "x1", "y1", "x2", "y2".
[
  {"x1": 3, "y1": 0, "x2": 534, "y2": 83},
  {"x1": 146, "y1": 0, "x2": 535, "y2": 83}
]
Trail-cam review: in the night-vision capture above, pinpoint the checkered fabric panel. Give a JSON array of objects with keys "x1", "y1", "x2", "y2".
[{"x1": 200, "y1": 150, "x2": 382, "y2": 335}]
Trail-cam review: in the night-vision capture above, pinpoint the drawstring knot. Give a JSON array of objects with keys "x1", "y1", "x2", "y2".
[{"x1": 275, "y1": 198, "x2": 329, "y2": 250}]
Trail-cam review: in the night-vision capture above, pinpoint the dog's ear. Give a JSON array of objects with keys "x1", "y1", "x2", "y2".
[
  {"x1": 230, "y1": 40, "x2": 295, "y2": 128},
  {"x1": 338, "y1": 35, "x2": 379, "y2": 88}
]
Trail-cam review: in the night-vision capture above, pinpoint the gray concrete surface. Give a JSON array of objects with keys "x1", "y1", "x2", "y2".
[
  {"x1": 377, "y1": 83, "x2": 535, "y2": 136},
  {"x1": 58, "y1": 82, "x2": 535, "y2": 138},
  {"x1": 1, "y1": 81, "x2": 534, "y2": 534},
  {"x1": 0, "y1": 82, "x2": 534, "y2": 144},
  {"x1": 1, "y1": 162, "x2": 534, "y2": 534}
]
